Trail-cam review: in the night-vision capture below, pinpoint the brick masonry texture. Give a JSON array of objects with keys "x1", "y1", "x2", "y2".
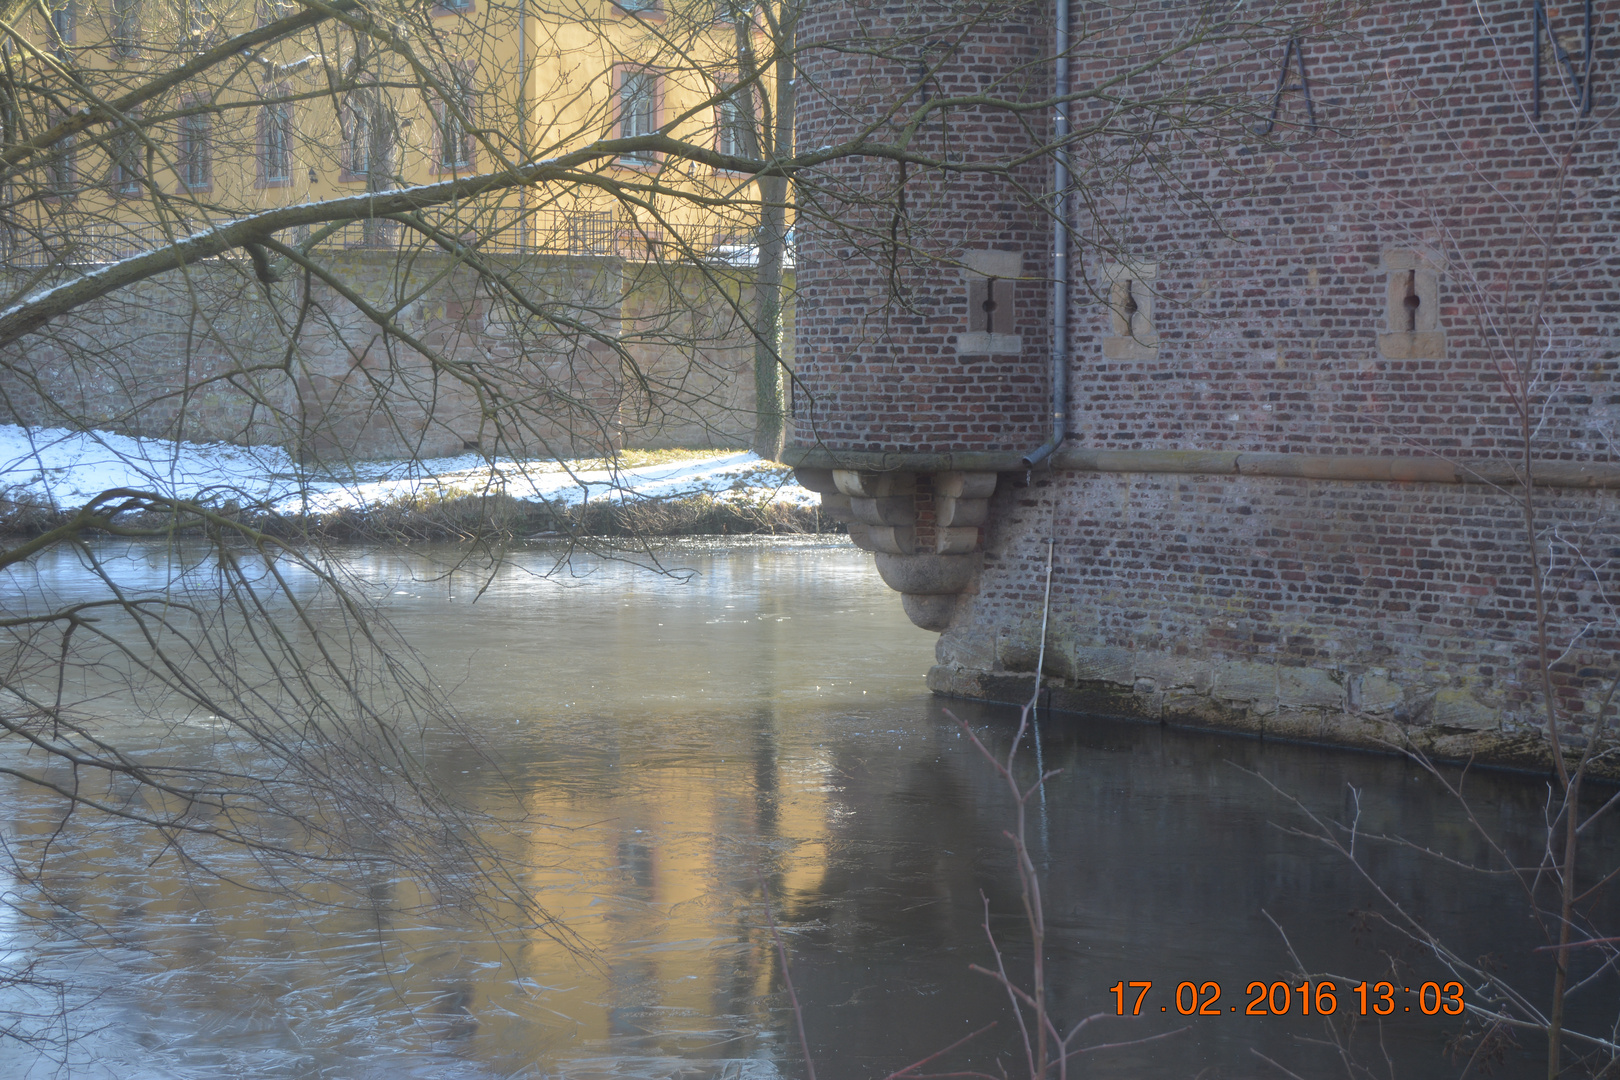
[
  {"x1": 793, "y1": 0, "x2": 1620, "y2": 761},
  {"x1": 0, "y1": 252, "x2": 776, "y2": 464},
  {"x1": 791, "y1": 0, "x2": 1055, "y2": 452}
]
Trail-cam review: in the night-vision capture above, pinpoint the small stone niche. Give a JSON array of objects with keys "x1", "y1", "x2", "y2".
[
  {"x1": 1103, "y1": 261, "x2": 1159, "y2": 360},
  {"x1": 1378, "y1": 248, "x2": 1445, "y2": 360},
  {"x1": 956, "y1": 249, "x2": 1023, "y2": 356}
]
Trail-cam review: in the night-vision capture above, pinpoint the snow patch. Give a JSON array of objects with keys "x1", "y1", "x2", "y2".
[{"x1": 0, "y1": 424, "x2": 813, "y2": 515}]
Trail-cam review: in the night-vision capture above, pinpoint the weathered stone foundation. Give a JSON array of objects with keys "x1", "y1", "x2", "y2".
[
  {"x1": 794, "y1": 466, "x2": 998, "y2": 631},
  {"x1": 788, "y1": 447, "x2": 1620, "y2": 775},
  {"x1": 0, "y1": 252, "x2": 782, "y2": 463},
  {"x1": 935, "y1": 467, "x2": 1620, "y2": 775}
]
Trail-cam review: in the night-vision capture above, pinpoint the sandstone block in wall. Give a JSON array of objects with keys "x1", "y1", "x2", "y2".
[
  {"x1": 926, "y1": 664, "x2": 978, "y2": 697},
  {"x1": 1350, "y1": 671, "x2": 1404, "y2": 714},
  {"x1": 793, "y1": 467, "x2": 839, "y2": 494},
  {"x1": 935, "y1": 628, "x2": 999, "y2": 672},
  {"x1": 1377, "y1": 330, "x2": 1447, "y2": 360},
  {"x1": 861, "y1": 526, "x2": 918, "y2": 555},
  {"x1": 903, "y1": 594, "x2": 958, "y2": 632},
  {"x1": 1213, "y1": 661, "x2": 1278, "y2": 707},
  {"x1": 955, "y1": 331, "x2": 1023, "y2": 356},
  {"x1": 874, "y1": 553, "x2": 980, "y2": 594},
  {"x1": 936, "y1": 527, "x2": 981, "y2": 555},
  {"x1": 934, "y1": 471, "x2": 999, "y2": 500},
  {"x1": 1431, "y1": 689, "x2": 1500, "y2": 731},
  {"x1": 936, "y1": 496, "x2": 988, "y2": 528},
  {"x1": 927, "y1": 664, "x2": 1038, "y2": 707},
  {"x1": 1102, "y1": 336, "x2": 1160, "y2": 361},
  {"x1": 1131, "y1": 654, "x2": 1197, "y2": 691},
  {"x1": 851, "y1": 496, "x2": 918, "y2": 527},
  {"x1": 996, "y1": 633, "x2": 1075, "y2": 681},
  {"x1": 1070, "y1": 646, "x2": 1135, "y2": 686},
  {"x1": 833, "y1": 470, "x2": 914, "y2": 499},
  {"x1": 1278, "y1": 667, "x2": 1345, "y2": 710}
]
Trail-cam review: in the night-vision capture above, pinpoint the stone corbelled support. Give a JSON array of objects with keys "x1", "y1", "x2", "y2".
[{"x1": 796, "y1": 467, "x2": 999, "y2": 631}]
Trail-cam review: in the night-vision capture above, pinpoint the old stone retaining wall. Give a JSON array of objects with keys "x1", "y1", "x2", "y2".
[{"x1": 0, "y1": 249, "x2": 784, "y2": 464}]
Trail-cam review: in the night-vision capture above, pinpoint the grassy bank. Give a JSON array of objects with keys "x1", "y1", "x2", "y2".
[
  {"x1": 257, "y1": 489, "x2": 833, "y2": 543},
  {"x1": 0, "y1": 447, "x2": 836, "y2": 542}
]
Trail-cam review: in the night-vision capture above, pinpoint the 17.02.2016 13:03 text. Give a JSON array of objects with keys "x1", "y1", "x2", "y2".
[{"x1": 1109, "y1": 980, "x2": 1467, "y2": 1017}]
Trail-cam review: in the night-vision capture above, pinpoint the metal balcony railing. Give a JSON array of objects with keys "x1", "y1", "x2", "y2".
[{"x1": 0, "y1": 209, "x2": 792, "y2": 269}]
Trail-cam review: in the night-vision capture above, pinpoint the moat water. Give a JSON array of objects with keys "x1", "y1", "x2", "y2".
[{"x1": 0, "y1": 537, "x2": 1614, "y2": 1078}]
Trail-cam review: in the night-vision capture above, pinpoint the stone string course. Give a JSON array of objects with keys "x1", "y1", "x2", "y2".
[{"x1": 792, "y1": 0, "x2": 1620, "y2": 768}]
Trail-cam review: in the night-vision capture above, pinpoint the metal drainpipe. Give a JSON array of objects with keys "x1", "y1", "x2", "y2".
[{"x1": 1020, "y1": 0, "x2": 1071, "y2": 468}]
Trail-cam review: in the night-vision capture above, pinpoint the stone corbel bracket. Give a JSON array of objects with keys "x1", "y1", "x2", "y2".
[{"x1": 795, "y1": 467, "x2": 1000, "y2": 631}]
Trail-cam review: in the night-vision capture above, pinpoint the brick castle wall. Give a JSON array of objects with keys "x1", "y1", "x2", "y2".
[
  {"x1": 795, "y1": 0, "x2": 1620, "y2": 755},
  {"x1": 791, "y1": 0, "x2": 1054, "y2": 453}
]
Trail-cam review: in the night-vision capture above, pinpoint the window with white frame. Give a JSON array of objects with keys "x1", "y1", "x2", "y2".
[
  {"x1": 343, "y1": 96, "x2": 394, "y2": 183},
  {"x1": 109, "y1": 120, "x2": 142, "y2": 194},
  {"x1": 438, "y1": 92, "x2": 473, "y2": 170},
  {"x1": 619, "y1": 69, "x2": 656, "y2": 163},
  {"x1": 346, "y1": 103, "x2": 371, "y2": 178},
  {"x1": 262, "y1": 102, "x2": 291, "y2": 183},
  {"x1": 178, "y1": 111, "x2": 210, "y2": 189},
  {"x1": 717, "y1": 88, "x2": 749, "y2": 159}
]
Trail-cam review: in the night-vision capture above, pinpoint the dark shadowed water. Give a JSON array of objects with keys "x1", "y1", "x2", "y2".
[{"x1": 0, "y1": 537, "x2": 1614, "y2": 1078}]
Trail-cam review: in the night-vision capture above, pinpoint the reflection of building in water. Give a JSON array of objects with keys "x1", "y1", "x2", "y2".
[
  {"x1": 512, "y1": 722, "x2": 834, "y2": 1056},
  {"x1": 0, "y1": 545, "x2": 940, "y2": 1072},
  {"x1": 0, "y1": 721, "x2": 838, "y2": 1066}
]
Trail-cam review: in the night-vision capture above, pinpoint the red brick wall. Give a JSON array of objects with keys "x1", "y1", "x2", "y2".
[
  {"x1": 1054, "y1": 1, "x2": 1618, "y2": 462},
  {"x1": 791, "y1": 0, "x2": 1055, "y2": 453},
  {"x1": 797, "y1": 0, "x2": 1620, "y2": 749}
]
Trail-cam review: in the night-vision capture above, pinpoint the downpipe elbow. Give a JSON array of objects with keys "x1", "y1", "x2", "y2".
[{"x1": 1020, "y1": 425, "x2": 1067, "y2": 469}]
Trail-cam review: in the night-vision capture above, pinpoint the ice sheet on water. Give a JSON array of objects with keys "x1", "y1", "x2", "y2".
[{"x1": 556, "y1": 1057, "x2": 783, "y2": 1080}]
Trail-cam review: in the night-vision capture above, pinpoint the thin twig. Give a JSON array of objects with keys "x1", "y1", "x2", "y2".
[{"x1": 758, "y1": 874, "x2": 817, "y2": 1080}]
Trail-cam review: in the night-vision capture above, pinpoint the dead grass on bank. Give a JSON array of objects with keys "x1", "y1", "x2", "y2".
[
  {"x1": 0, "y1": 487, "x2": 835, "y2": 544},
  {"x1": 260, "y1": 490, "x2": 832, "y2": 543},
  {"x1": 0, "y1": 449, "x2": 836, "y2": 544}
]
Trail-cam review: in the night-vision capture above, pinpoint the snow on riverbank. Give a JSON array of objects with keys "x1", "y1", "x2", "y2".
[{"x1": 0, "y1": 425, "x2": 813, "y2": 514}]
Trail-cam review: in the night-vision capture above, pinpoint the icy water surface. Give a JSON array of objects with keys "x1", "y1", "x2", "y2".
[{"x1": 0, "y1": 536, "x2": 1615, "y2": 1078}]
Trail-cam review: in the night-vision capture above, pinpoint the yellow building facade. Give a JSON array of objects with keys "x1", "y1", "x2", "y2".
[{"x1": 16, "y1": 0, "x2": 768, "y2": 264}]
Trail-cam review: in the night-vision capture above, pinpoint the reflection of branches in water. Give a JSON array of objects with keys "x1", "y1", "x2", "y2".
[
  {"x1": 1248, "y1": 763, "x2": 1620, "y2": 1076},
  {"x1": 0, "y1": 491, "x2": 586, "y2": 1043},
  {"x1": 0, "y1": 937, "x2": 82, "y2": 1065}
]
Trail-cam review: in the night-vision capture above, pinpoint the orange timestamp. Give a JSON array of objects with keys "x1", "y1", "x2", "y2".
[{"x1": 1109, "y1": 980, "x2": 1467, "y2": 1018}]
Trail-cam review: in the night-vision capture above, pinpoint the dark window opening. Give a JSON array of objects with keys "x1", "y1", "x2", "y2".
[{"x1": 178, "y1": 111, "x2": 210, "y2": 189}]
